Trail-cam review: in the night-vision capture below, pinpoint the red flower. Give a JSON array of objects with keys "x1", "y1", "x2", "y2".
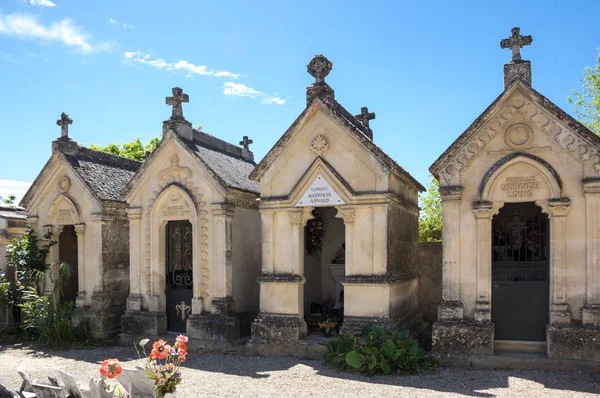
[
  {"x1": 99, "y1": 359, "x2": 122, "y2": 378},
  {"x1": 177, "y1": 342, "x2": 187, "y2": 352},
  {"x1": 176, "y1": 335, "x2": 188, "y2": 344},
  {"x1": 178, "y1": 351, "x2": 187, "y2": 362},
  {"x1": 151, "y1": 339, "x2": 171, "y2": 360}
]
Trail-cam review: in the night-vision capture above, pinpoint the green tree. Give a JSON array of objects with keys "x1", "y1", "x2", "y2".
[
  {"x1": 0, "y1": 194, "x2": 16, "y2": 207},
  {"x1": 89, "y1": 136, "x2": 160, "y2": 161},
  {"x1": 568, "y1": 48, "x2": 600, "y2": 135},
  {"x1": 418, "y1": 175, "x2": 442, "y2": 242}
]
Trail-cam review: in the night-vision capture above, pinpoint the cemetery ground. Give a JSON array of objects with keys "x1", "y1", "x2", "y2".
[{"x1": 1, "y1": 345, "x2": 599, "y2": 397}]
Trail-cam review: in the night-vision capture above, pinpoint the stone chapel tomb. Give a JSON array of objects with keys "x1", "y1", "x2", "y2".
[
  {"x1": 120, "y1": 88, "x2": 261, "y2": 344},
  {"x1": 248, "y1": 55, "x2": 425, "y2": 346},
  {"x1": 430, "y1": 27, "x2": 600, "y2": 361}
]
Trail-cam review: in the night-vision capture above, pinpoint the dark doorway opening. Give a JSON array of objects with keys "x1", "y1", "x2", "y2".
[
  {"x1": 58, "y1": 225, "x2": 78, "y2": 304},
  {"x1": 165, "y1": 220, "x2": 193, "y2": 333},
  {"x1": 492, "y1": 202, "x2": 549, "y2": 341}
]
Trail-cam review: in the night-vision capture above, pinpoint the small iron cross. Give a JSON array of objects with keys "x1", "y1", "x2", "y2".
[
  {"x1": 355, "y1": 107, "x2": 375, "y2": 128},
  {"x1": 56, "y1": 112, "x2": 73, "y2": 138},
  {"x1": 500, "y1": 27, "x2": 533, "y2": 62},
  {"x1": 166, "y1": 87, "x2": 189, "y2": 120},
  {"x1": 240, "y1": 135, "x2": 253, "y2": 150},
  {"x1": 175, "y1": 301, "x2": 191, "y2": 321}
]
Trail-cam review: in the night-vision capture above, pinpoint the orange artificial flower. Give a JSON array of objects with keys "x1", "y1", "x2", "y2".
[
  {"x1": 176, "y1": 334, "x2": 188, "y2": 344},
  {"x1": 99, "y1": 359, "x2": 123, "y2": 379},
  {"x1": 178, "y1": 351, "x2": 187, "y2": 362},
  {"x1": 177, "y1": 342, "x2": 187, "y2": 352},
  {"x1": 151, "y1": 339, "x2": 172, "y2": 360}
]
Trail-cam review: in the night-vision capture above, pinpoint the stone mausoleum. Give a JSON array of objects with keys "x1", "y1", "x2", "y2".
[{"x1": 430, "y1": 28, "x2": 600, "y2": 361}]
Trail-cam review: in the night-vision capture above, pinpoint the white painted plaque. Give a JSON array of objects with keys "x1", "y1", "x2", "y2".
[{"x1": 296, "y1": 174, "x2": 345, "y2": 207}]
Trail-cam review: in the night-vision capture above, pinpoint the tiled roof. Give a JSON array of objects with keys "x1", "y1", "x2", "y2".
[{"x1": 0, "y1": 206, "x2": 27, "y2": 219}]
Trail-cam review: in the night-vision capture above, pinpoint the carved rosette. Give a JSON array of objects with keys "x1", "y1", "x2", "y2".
[
  {"x1": 310, "y1": 134, "x2": 329, "y2": 156},
  {"x1": 437, "y1": 91, "x2": 600, "y2": 185},
  {"x1": 145, "y1": 159, "x2": 209, "y2": 298},
  {"x1": 548, "y1": 198, "x2": 571, "y2": 217}
]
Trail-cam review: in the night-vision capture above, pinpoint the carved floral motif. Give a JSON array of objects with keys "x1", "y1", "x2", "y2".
[{"x1": 310, "y1": 134, "x2": 329, "y2": 155}]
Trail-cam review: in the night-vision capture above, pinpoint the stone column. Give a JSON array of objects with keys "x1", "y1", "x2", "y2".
[
  {"x1": 126, "y1": 208, "x2": 143, "y2": 312},
  {"x1": 438, "y1": 186, "x2": 464, "y2": 320},
  {"x1": 74, "y1": 223, "x2": 86, "y2": 307},
  {"x1": 472, "y1": 201, "x2": 494, "y2": 322},
  {"x1": 583, "y1": 179, "x2": 600, "y2": 326},
  {"x1": 549, "y1": 198, "x2": 571, "y2": 324},
  {"x1": 336, "y1": 207, "x2": 355, "y2": 275},
  {"x1": 210, "y1": 203, "x2": 235, "y2": 311},
  {"x1": 45, "y1": 225, "x2": 63, "y2": 296}
]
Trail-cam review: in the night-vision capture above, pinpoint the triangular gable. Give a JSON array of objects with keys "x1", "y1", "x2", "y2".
[
  {"x1": 20, "y1": 151, "x2": 100, "y2": 209},
  {"x1": 249, "y1": 98, "x2": 425, "y2": 192},
  {"x1": 430, "y1": 80, "x2": 600, "y2": 183}
]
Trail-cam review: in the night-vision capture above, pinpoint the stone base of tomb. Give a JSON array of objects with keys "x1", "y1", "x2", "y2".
[
  {"x1": 432, "y1": 320, "x2": 494, "y2": 357},
  {"x1": 119, "y1": 310, "x2": 167, "y2": 343},
  {"x1": 248, "y1": 313, "x2": 307, "y2": 343},
  {"x1": 187, "y1": 313, "x2": 240, "y2": 342},
  {"x1": 547, "y1": 323, "x2": 600, "y2": 361},
  {"x1": 340, "y1": 313, "x2": 422, "y2": 335},
  {"x1": 72, "y1": 292, "x2": 125, "y2": 339}
]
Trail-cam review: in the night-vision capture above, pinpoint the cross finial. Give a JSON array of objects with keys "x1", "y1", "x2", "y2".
[
  {"x1": 355, "y1": 107, "x2": 376, "y2": 128},
  {"x1": 500, "y1": 27, "x2": 533, "y2": 62},
  {"x1": 307, "y1": 55, "x2": 332, "y2": 84},
  {"x1": 239, "y1": 135, "x2": 253, "y2": 150},
  {"x1": 56, "y1": 112, "x2": 73, "y2": 138},
  {"x1": 166, "y1": 87, "x2": 189, "y2": 120}
]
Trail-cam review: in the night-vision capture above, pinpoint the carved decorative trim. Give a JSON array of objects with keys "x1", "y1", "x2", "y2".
[
  {"x1": 472, "y1": 201, "x2": 494, "y2": 219},
  {"x1": 439, "y1": 92, "x2": 600, "y2": 185},
  {"x1": 58, "y1": 176, "x2": 71, "y2": 193},
  {"x1": 440, "y1": 186, "x2": 463, "y2": 201},
  {"x1": 335, "y1": 207, "x2": 355, "y2": 224},
  {"x1": 310, "y1": 134, "x2": 329, "y2": 156},
  {"x1": 548, "y1": 197, "x2": 571, "y2": 217},
  {"x1": 74, "y1": 223, "x2": 86, "y2": 235},
  {"x1": 288, "y1": 211, "x2": 304, "y2": 225},
  {"x1": 144, "y1": 162, "x2": 209, "y2": 298}
]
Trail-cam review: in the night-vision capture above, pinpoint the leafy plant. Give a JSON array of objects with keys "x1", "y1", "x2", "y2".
[
  {"x1": 324, "y1": 327, "x2": 438, "y2": 376},
  {"x1": 568, "y1": 48, "x2": 600, "y2": 135},
  {"x1": 419, "y1": 175, "x2": 442, "y2": 242},
  {"x1": 89, "y1": 136, "x2": 160, "y2": 161}
]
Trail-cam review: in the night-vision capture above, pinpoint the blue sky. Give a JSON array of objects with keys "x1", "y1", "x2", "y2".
[{"x1": 1, "y1": 0, "x2": 599, "y2": 201}]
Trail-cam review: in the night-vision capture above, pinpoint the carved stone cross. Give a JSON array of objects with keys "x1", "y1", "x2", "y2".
[
  {"x1": 56, "y1": 112, "x2": 73, "y2": 138},
  {"x1": 500, "y1": 27, "x2": 533, "y2": 62},
  {"x1": 307, "y1": 54, "x2": 333, "y2": 84},
  {"x1": 166, "y1": 87, "x2": 189, "y2": 120},
  {"x1": 239, "y1": 135, "x2": 253, "y2": 150},
  {"x1": 355, "y1": 107, "x2": 376, "y2": 128}
]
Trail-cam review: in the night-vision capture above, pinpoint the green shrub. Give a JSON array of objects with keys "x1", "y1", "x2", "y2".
[{"x1": 324, "y1": 327, "x2": 438, "y2": 376}]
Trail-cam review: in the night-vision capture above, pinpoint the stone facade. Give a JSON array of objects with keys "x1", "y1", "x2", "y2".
[
  {"x1": 247, "y1": 55, "x2": 425, "y2": 346},
  {"x1": 430, "y1": 28, "x2": 600, "y2": 361}
]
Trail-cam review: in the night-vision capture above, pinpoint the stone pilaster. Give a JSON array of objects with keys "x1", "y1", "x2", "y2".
[
  {"x1": 335, "y1": 207, "x2": 354, "y2": 275},
  {"x1": 583, "y1": 179, "x2": 600, "y2": 326},
  {"x1": 548, "y1": 198, "x2": 571, "y2": 324},
  {"x1": 125, "y1": 207, "x2": 143, "y2": 311},
  {"x1": 472, "y1": 201, "x2": 494, "y2": 322},
  {"x1": 438, "y1": 186, "x2": 464, "y2": 320},
  {"x1": 74, "y1": 223, "x2": 86, "y2": 307}
]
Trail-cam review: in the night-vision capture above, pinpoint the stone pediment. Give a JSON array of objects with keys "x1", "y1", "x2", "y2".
[{"x1": 430, "y1": 82, "x2": 600, "y2": 186}]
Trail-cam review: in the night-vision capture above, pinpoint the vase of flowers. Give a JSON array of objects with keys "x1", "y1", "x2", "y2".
[
  {"x1": 100, "y1": 334, "x2": 188, "y2": 398},
  {"x1": 318, "y1": 318, "x2": 338, "y2": 337}
]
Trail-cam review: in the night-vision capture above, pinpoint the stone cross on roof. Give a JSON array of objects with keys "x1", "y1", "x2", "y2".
[
  {"x1": 239, "y1": 136, "x2": 253, "y2": 150},
  {"x1": 56, "y1": 112, "x2": 73, "y2": 138},
  {"x1": 500, "y1": 27, "x2": 533, "y2": 62},
  {"x1": 166, "y1": 87, "x2": 189, "y2": 120},
  {"x1": 307, "y1": 55, "x2": 333, "y2": 84},
  {"x1": 355, "y1": 107, "x2": 376, "y2": 128}
]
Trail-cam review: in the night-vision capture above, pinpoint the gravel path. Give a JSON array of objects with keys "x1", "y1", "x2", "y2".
[{"x1": 1, "y1": 345, "x2": 599, "y2": 397}]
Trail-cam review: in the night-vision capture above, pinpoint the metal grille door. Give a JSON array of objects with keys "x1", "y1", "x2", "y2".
[
  {"x1": 165, "y1": 220, "x2": 193, "y2": 332},
  {"x1": 492, "y1": 202, "x2": 549, "y2": 341}
]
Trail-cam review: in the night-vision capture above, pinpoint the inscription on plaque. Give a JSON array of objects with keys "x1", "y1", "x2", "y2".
[
  {"x1": 501, "y1": 176, "x2": 539, "y2": 198},
  {"x1": 296, "y1": 174, "x2": 345, "y2": 207}
]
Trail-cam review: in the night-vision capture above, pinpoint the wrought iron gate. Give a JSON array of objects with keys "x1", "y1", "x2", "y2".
[
  {"x1": 165, "y1": 220, "x2": 193, "y2": 332},
  {"x1": 491, "y1": 202, "x2": 549, "y2": 341}
]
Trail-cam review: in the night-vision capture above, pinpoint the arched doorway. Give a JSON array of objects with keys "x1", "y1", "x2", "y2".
[
  {"x1": 492, "y1": 202, "x2": 549, "y2": 341},
  {"x1": 58, "y1": 225, "x2": 78, "y2": 304},
  {"x1": 165, "y1": 220, "x2": 193, "y2": 332}
]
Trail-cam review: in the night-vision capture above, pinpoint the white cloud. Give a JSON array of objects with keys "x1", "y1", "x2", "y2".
[
  {"x1": 123, "y1": 51, "x2": 240, "y2": 79},
  {"x1": 223, "y1": 82, "x2": 262, "y2": 98},
  {"x1": 27, "y1": 0, "x2": 56, "y2": 7},
  {"x1": 0, "y1": 179, "x2": 31, "y2": 204},
  {"x1": 109, "y1": 17, "x2": 134, "y2": 29},
  {"x1": 109, "y1": 17, "x2": 117, "y2": 25},
  {"x1": 0, "y1": 13, "x2": 111, "y2": 53},
  {"x1": 262, "y1": 96, "x2": 286, "y2": 105}
]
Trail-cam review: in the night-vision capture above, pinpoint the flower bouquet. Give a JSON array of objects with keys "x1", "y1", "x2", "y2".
[{"x1": 100, "y1": 334, "x2": 188, "y2": 398}]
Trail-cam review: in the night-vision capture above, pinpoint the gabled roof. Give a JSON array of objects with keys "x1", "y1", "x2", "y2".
[
  {"x1": 125, "y1": 128, "x2": 259, "y2": 196},
  {"x1": 0, "y1": 206, "x2": 27, "y2": 220},
  {"x1": 249, "y1": 97, "x2": 425, "y2": 192},
  {"x1": 21, "y1": 142, "x2": 141, "y2": 207},
  {"x1": 430, "y1": 80, "x2": 600, "y2": 178}
]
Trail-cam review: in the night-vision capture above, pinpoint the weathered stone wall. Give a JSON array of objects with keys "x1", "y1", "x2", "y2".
[
  {"x1": 418, "y1": 242, "x2": 443, "y2": 323},
  {"x1": 387, "y1": 204, "x2": 419, "y2": 279},
  {"x1": 99, "y1": 212, "x2": 130, "y2": 337}
]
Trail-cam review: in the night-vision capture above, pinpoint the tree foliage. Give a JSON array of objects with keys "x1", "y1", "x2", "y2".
[
  {"x1": 89, "y1": 136, "x2": 161, "y2": 161},
  {"x1": 418, "y1": 175, "x2": 442, "y2": 242},
  {"x1": 568, "y1": 48, "x2": 600, "y2": 135},
  {"x1": 0, "y1": 194, "x2": 16, "y2": 207}
]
